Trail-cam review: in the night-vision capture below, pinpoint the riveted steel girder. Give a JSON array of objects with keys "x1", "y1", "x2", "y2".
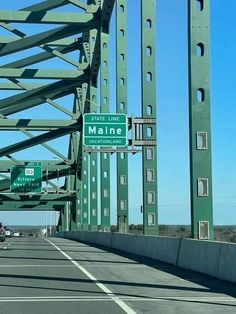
[
  {"x1": 188, "y1": 0, "x2": 213, "y2": 240},
  {"x1": 0, "y1": 119, "x2": 78, "y2": 131},
  {"x1": 141, "y1": 0, "x2": 158, "y2": 235}
]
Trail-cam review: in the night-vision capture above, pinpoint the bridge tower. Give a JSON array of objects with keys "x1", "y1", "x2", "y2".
[{"x1": 0, "y1": 0, "x2": 158, "y2": 236}]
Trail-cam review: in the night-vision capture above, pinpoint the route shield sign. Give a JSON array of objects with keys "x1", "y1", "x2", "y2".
[
  {"x1": 10, "y1": 162, "x2": 42, "y2": 193},
  {"x1": 83, "y1": 113, "x2": 127, "y2": 147}
]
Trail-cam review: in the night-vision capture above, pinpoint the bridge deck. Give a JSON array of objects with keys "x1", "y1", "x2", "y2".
[{"x1": 0, "y1": 237, "x2": 235, "y2": 314}]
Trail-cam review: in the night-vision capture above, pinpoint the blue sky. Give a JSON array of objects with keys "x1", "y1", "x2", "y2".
[{"x1": 0, "y1": 0, "x2": 235, "y2": 226}]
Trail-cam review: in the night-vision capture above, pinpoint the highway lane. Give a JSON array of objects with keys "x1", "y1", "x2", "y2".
[{"x1": 0, "y1": 236, "x2": 235, "y2": 314}]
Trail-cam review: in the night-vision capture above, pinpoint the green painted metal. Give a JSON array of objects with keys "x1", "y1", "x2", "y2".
[
  {"x1": 100, "y1": 0, "x2": 112, "y2": 231},
  {"x1": 0, "y1": 124, "x2": 81, "y2": 157},
  {"x1": 141, "y1": 0, "x2": 158, "y2": 235},
  {"x1": 81, "y1": 83, "x2": 90, "y2": 231},
  {"x1": 116, "y1": 0, "x2": 128, "y2": 233},
  {"x1": 0, "y1": 0, "x2": 160, "y2": 236},
  {"x1": 0, "y1": 10, "x2": 94, "y2": 25},
  {"x1": 189, "y1": 0, "x2": 213, "y2": 240},
  {"x1": 87, "y1": 22, "x2": 99, "y2": 231},
  {"x1": 89, "y1": 85, "x2": 98, "y2": 231},
  {"x1": 0, "y1": 119, "x2": 78, "y2": 130},
  {"x1": 0, "y1": 68, "x2": 84, "y2": 79}
]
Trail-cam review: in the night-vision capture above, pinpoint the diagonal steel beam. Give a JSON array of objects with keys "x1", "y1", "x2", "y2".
[
  {"x1": 0, "y1": 23, "x2": 82, "y2": 67},
  {"x1": 0, "y1": 23, "x2": 96, "y2": 57},
  {"x1": 22, "y1": 0, "x2": 68, "y2": 12},
  {"x1": 0, "y1": 78, "x2": 86, "y2": 114},
  {"x1": 2, "y1": 41, "x2": 82, "y2": 69},
  {"x1": 0, "y1": 35, "x2": 77, "y2": 46},
  {"x1": 7, "y1": 78, "x2": 74, "y2": 118},
  {"x1": 0, "y1": 123, "x2": 82, "y2": 158}
]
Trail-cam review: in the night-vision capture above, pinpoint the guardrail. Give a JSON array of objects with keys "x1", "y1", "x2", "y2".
[{"x1": 54, "y1": 231, "x2": 236, "y2": 283}]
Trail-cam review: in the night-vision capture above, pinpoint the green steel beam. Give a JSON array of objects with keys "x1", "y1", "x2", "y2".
[
  {"x1": 116, "y1": 0, "x2": 128, "y2": 233},
  {"x1": 0, "y1": 160, "x2": 71, "y2": 172},
  {"x1": 0, "y1": 123, "x2": 81, "y2": 158},
  {"x1": 0, "y1": 24, "x2": 95, "y2": 57},
  {"x1": 68, "y1": 0, "x2": 88, "y2": 11},
  {"x1": 88, "y1": 25, "x2": 99, "y2": 231},
  {"x1": 81, "y1": 83, "x2": 89, "y2": 231},
  {"x1": 0, "y1": 82, "x2": 44, "y2": 90},
  {"x1": 0, "y1": 11, "x2": 93, "y2": 25},
  {"x1": 100, "y1": 3, "x2": 111, "y2": 232},
  {"x1": 189, "y1": 0, "x2": 213, "y2": 240},
  {"x1": 89, "y1": 87, "x2": 98, "y2": 230},
  {"x1": 18, "y1": 130, "x2": 70, "y2": 162},
  {"x1": 0, "y1": 204, "x2": 65, "y2": 211},
  {"x1": 0, "y1": 78, "x2": 87, "y2": 116},
  {"x1": 0, "y1": 36, "x2": 78, "y2": 46},
  {"x1": 141, "y1": 0, "x2": 158, "y2": 235},
  {"x1": 0, "y1": 68, "x2": 84, "y2": 79},
  {"x1": 0, "y1": 194, "x2": 75, "y2": 202},
  {"x1": 4, "y1": 79, "x2": 74, "y2": 118},
  {"x1": 0, "y1": 119, "x2": 78, "y2": 131},
  {"x1": 2, "y1": 41, "x2": 81, "y2": 69},
  {"x1": 22, "y1": 0, "x2": 68, "y2": 12},
  {"x1": 0, "y1": 179, "x2": 10, "y2": 192}
]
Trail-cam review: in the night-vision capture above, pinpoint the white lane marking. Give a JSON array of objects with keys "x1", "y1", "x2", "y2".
[
  {"x1": 0, "y1": 265, "x2": 75, "y2": 268},
  {"x1": 0, "y1": 264, "x2": 145, "y2": 268},
  {"x1": 46, "y1": 238, "x2": 137, "y2": 314},
  {"x1": 0, "y1": 296, "x2": 234, "y2": 303}
]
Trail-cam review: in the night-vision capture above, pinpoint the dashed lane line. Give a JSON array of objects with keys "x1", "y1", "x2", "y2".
[{"x1": 46, "y1": 238, "x2": 137, "y2": 314}]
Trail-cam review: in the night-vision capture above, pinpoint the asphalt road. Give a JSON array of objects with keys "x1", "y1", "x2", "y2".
[{"x1": 0, "y1": 236, "x2": 235, "y2": 314}]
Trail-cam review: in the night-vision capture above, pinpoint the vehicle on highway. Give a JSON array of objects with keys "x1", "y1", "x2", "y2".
[
  {"x1": 5, "y1": 228, "x2": 11, "y2": 237},
  {"x1": 0, "y1": 223, "x2": 5, "y2": 242},
  {"x1": 13, "y1": 232, "x2": 20, "y2": 237}
]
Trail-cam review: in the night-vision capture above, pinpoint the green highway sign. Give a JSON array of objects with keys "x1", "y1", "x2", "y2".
[
  {"x1": 83, "y1": 114, "x2": 128, "y2": 147},
  {"x1": 10, "y1": 162, "x2": 42, "y2": 193}
]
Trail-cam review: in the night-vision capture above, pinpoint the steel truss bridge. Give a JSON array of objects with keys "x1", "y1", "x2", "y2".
[{"x1": 0, "y1": 0, "x2": 213, "y2": 239}]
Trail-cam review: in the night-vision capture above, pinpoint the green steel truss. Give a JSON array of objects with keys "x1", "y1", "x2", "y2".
[
  {"x1": 188, "y1": 0, "x2": 213, "y2": 239},
  {"x1": 0, "y1": 0, "x2": 210, "y2": 239}
]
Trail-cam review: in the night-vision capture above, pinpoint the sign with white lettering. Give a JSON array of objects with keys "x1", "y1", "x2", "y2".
[
  {"x1": 10, "y1": 162, "x2": 42, "y2": 193},
  {"x1": 83, "y1": 114, "x2": 127, "y2": 147}
]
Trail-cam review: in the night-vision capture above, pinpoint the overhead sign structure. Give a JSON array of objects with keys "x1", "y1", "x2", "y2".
[
  {"x1": 83, "y1": 114, "x2": 128, "y2": 147},
  {"x1": 10, "y1": 162, "x2": 42, "y2": 193}
]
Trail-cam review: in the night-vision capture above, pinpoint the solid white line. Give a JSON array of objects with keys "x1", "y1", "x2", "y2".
[
  {"x1": 46, "y1": 238, "x2": 137, "y2": 314},
  {"x1": 0, "y1": 265, "x2": 75, "y2": 268},
  {"x1": 0, "y1": 296, "x2": 235, "y2": 303},
  {"x1": 0, "y1": 264, "x2": 145, "y2": 268}
]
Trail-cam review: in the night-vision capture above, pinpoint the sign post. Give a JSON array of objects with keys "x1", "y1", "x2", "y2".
[
  {"x1": 83, "y1": 114, "x2": 127, "y2": 147},
  {"x1": 10, "y1": 162, "x2": 42, "y2": 193}
]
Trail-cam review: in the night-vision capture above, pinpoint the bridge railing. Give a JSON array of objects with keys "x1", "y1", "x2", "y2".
[{"x1": 54, "y1": 231, "x2": 236, "y2": 284}]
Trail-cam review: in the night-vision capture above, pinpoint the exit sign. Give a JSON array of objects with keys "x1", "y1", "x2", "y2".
[
  {"x1": 83, "y1": 114, "x2": 127, "y2": 147},
  {"x1": 10, "y1": 162, "x2": 42, "y2": 193}
]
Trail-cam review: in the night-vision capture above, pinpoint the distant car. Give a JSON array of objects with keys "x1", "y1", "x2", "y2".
[
  {"x1": 28, "y1": 233, "x2": 33, "y2": 237},
  {"x1": 0, "y1": 223, "x2": 5, "y2": 242},
  {"x1": 5, "y1": 229, "x2": 11, "y2": 238},
  {"x1": 13, "y1": 232, "x2": 20, "y2": 237}
]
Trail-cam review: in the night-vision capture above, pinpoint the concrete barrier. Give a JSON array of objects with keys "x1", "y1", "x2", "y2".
[
  {"x1": 217, "y1": 242, "x2": 236, "y2": 282},
  {"x1": 54, "y1": 231, "x2": 236, "y2": 283},
  {"x1": 177, "y1": 239, "x2": 222, "y2": 277}
]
